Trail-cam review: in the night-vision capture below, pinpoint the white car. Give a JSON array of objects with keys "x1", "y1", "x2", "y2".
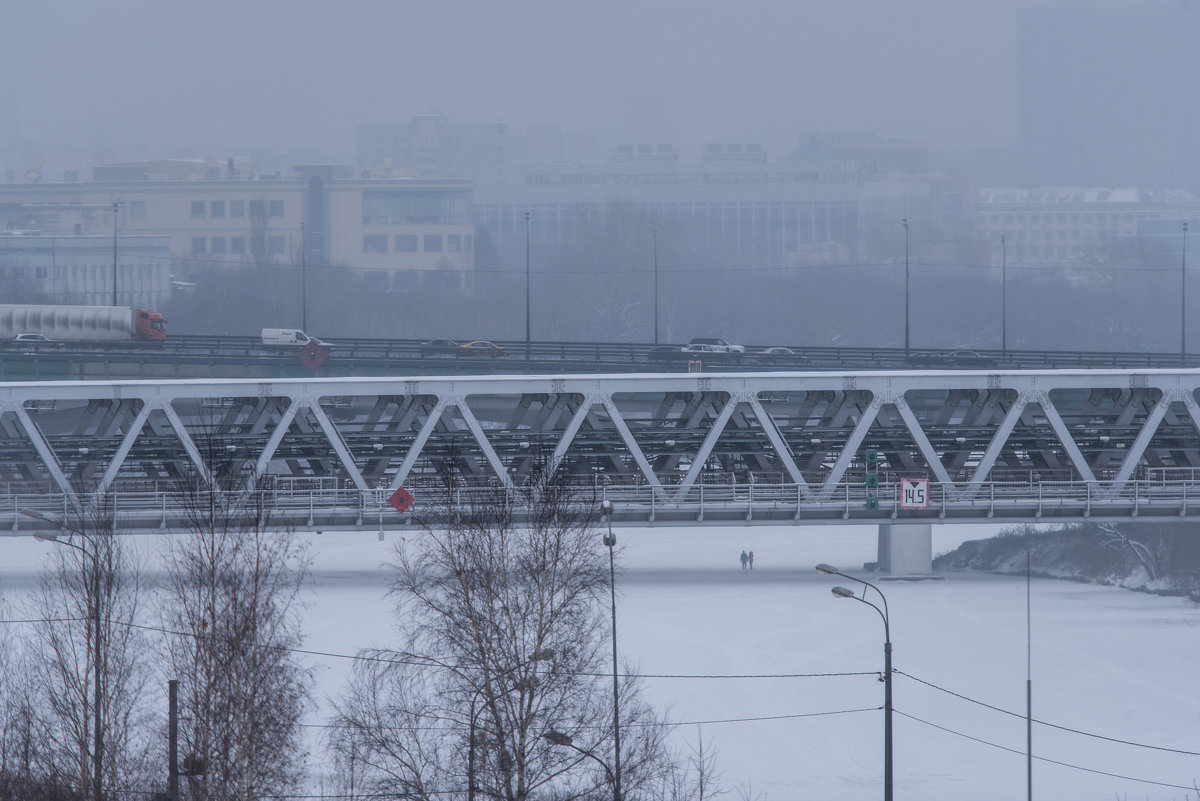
[{"x1": 688, "y1": 337, "x2": 745, "y2": 354}]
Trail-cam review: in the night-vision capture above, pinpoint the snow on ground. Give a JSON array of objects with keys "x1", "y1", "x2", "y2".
[{"x1": 5, "y1": 522, "x2": 1200, "y2": 801}]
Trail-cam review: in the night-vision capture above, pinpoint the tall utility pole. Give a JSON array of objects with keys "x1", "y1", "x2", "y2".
[
  {"x1": 902, "y1": 218, "x2": 910, "y2": 353},
  {"x1": 112, "y1": 200, "x2": 120, "y2": 306},
  {"x1": 1183, "y1": 222, "x2": 1190, "y2": 364},
  {"x1": 301, "y1": 222, "x2": 308, "y2": 332},
  {"x1": 525, "y1": 211, "x2": 532, "y2": 360},
  {"x1": 168, "y1": 680, "x2": 180, "y2": 801},
  {"x1": 1001, "y1": 234, "x2": 1008, "y2": 353},
  {"x1": 652, "y1": 228, "x2": 659, "y2": 345}
]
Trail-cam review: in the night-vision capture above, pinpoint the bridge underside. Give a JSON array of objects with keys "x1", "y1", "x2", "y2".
[{"x1": 3, "y1": 370, "x2": 1200, "y2": 527}]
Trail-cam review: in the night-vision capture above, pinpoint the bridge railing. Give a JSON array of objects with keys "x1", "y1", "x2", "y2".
[{"x1": 4, "y1": 478, "x2": 1200, "y2": 533}]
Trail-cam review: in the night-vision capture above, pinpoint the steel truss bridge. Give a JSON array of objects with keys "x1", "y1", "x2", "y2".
[{"x1": 5, "y1": 369, "x2": 1200, "y2": 532}]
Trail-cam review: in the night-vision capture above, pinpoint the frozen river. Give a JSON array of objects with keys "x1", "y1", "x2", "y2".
[{"x1": 5, "y1": 522, "x2": 1199, "y2": 800}]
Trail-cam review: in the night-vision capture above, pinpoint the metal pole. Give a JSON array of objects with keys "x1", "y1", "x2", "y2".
[
  {"x1": 525, "y1": 211, "x2": 532, "y2": 360},
  {"x1": 1184, "y1": 222, "x2": 1190, "y2": 364},
  {"x1": 902, "y1": 218, "x2": 910, "y2": 353},
  {"x1": 653, "y1": 228, "x2": 659, "y2": 345},
  {"x1": 1026, "y1": 533, "x2": 1033, "y2": 801},
  {"x1": 1001, "y1": 234, "x2": 1008, "y2": 353},
  {"x1": 604, "y1": 514, "x2": 621, "y2": 801},
  {"x1": 884, "y1": 637, "x2": 893, "y2": 801},
  {"x1": 168, "y1": 680, "x2": 179, "y2": 801},
  {"x1": 92, "y1": 537, "x2": 103, "y2": 801},
  {"x1": 301, "y1": 222, "x2": 308, "y2": 333},
  {"x1": 112, "y1": 201, "x2": 119, "y2": 306}
]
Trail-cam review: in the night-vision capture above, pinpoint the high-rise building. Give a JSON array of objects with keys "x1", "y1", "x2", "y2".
[{"x1": 1016, "y1": 0, "x2": 1200, "y2": 190}]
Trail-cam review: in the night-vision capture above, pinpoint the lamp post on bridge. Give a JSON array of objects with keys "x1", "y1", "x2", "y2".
[{"x1": 902, "y1": 218, "x2": 910, "y2": 354}]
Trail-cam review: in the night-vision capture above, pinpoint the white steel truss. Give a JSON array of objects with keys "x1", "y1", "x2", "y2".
[{"x1": 3, "y1": 369, "x2": 1200, "y2": 525}]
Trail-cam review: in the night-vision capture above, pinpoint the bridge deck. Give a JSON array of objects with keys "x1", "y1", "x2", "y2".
[{"x1": 2, "y1": 368, "x2": 1199, "y2": 527}]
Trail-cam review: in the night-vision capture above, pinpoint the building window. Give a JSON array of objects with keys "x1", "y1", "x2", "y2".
[
  {"x1": 364, "y1": 235, "x2": 388, "y2": 253},
  {"x1": 269, "y1": 236, "x2": 286, "y2": 254},
  {"x1": 464, "y1": 234, "x2": 473, "y2": 252},
  {"x1": 269, "y1": 200, "x2": 284, "y2": 218},
  {"x1": 210, "y1": 200, "x2": 226, "y2": 218},
  {"x1": 211, "y1": 236, "x2": 226, "y2": 254},
  {"x1": 447, "y1": 234, "x2": 462, "y2": 252},
  {"x1": 191, "y1": 236, "x2": 206, "y2": 254},
  {"x1": 231, "y1": 200, "x2": 245, "y2": 218},
  {"x1": 231, "y1": 236, "x2": 246, "y2": 254},
  {"x1": 395, "y1": 234, "x2": 418, "y2": 252},
  {"x1": 249, "y1": 200, "x2": 266, "y2": 218},
  {"x1": 130, "y1": 201, "x2": 146, "y2": 220},
  {"x1": 191, "y1": 201, "x2": 206, "y2": 219},
  {"x1": 424, "y1": 234, "x2": 443, "y2": 252}
]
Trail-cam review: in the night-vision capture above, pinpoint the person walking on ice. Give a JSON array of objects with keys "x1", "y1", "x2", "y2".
[
  {"x1": 740, "y1": 550, "x2": 749, "y2": 570},
  {"x1": 748, "y1": 550, "x2": 755, "y2": 569}
]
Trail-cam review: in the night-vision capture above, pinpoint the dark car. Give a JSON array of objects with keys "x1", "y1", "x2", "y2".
[
  {"x1": 457, "y1": 340, "x2": 507, "y2": 358},
  {"x1": 908, "y1": 349, "x2": 994, "y2": 368},
  {"x1": 647, "y1": 345, "x2": 687, "y2": 362},
  {"x1": 945, "y1": 350, "x2": 993, "y2": 367},
  {"x1": 420, "y1": 338, "x2": 461, "y2": 357}
]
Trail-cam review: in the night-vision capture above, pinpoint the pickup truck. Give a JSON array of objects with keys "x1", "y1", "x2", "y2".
[{"x1": 688, "y1": 337, "x2": 745, "y2": 354}]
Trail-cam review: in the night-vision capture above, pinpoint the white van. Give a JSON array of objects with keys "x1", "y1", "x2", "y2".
[{"x1": 261, "y1": 328, "x2": 324, "y2": 347}]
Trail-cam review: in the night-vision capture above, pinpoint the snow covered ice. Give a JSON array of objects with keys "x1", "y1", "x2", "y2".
[{"x1": 5, "y1": 522, "x2": 1200, "y2": 800}]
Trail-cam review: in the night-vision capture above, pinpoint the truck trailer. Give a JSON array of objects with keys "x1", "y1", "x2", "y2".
[{"x1": 0, "y1": 305, "x2": 166, "y2": 342}]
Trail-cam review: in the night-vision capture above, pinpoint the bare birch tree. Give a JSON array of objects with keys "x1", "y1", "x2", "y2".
[
  {"x1": 329, "y1": 470, "x2": 716, "y2": 801},
  {"x1": 159, "y1": 441, "x2": 312, "y2": 801},
  {"x1": 20, "y1": 496, "x2": 154, "y2": 800}
]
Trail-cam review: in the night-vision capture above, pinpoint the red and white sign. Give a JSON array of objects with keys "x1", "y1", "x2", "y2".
[
  {"x1": 388, "y1": 486, "x2": 415, "y2": 514},
  {"x1": 900, "y1": 479, "x2": 929, "y2": 509},
  {"x1": 297, "y1": 342, "x2": 330, "y2": 371}
]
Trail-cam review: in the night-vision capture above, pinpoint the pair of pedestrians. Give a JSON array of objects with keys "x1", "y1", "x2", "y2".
[{"x1": 739, "y1": 550, "x2": 755, "y2": 570}]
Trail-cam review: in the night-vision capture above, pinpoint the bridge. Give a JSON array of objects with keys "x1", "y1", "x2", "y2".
[{"x1": 4, "y1": 368, "x2": 1200, "y2": 573}]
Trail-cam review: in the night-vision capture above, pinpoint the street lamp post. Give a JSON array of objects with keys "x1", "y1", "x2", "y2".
[
  {"x1": 544, "y1": 730, "x2": 619, "y2": 794},
  {"x1": 902, "y1": 219, "x2": 910, "y2": 353},
  {"x1": 816, "y1": 563, "x2": 891, "y2": 801},
  {"x1": 652, "y1": 228, "x2": 659, "y2": 345},
  {"x1": 525, "y1": 211, "x2": 532, "y2": 360},
  {"x1": 26, "y1": 510, "x2": 103, "y2": 801},
  {"x1": 112, "y1": 200, "x2": 120, "y2": 306},
  {"x1": 1183, "y1": 222, "x2": 1190, "y2": 364},
  {"x1": 301, "y1": 221, "x2": 308, "y2": 333},
  {"x1": 600, "y1": 499, "x2": 622, "y2": 801},
  {"x1": 1001, "y1": 234, "x2": 1008, "y2": 353}
]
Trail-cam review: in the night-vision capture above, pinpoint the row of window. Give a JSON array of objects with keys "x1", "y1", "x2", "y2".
[
  {"x1": 191, "y1": 200, "x2": 285, "y2": 220},
  {"x1": 362, "y1": 234, "x2": 473, "y2": 254},
  {"x1": 192, "y1": 236, "x2": 285, "y2": 255},
  {"x1": 982, "y1": 212, "x2": 1160, "y2": 226}
]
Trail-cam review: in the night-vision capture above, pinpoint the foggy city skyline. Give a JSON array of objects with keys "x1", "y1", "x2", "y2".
[{"x1": 9, "y1": 0, "x2": 1059, "y2": 160}]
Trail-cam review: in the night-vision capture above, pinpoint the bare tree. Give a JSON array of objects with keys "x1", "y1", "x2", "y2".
[
  {"x1": 159, "y1": 437, "x2": 312, "y2": 801},
  {"x1": 330, "y1": 469, "x2": 713, "y2": 800},
  {"x1": 20, "y1": 495, "x2": 154, "y2": 800}
]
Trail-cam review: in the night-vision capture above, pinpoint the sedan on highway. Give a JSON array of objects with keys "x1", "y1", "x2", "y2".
[
  {"x1": 754, "y1": 346, "x2": 806, "y2": 364},
  {"x1": 420, "y1": 338, "x2": 461, "y2": 357},
  {"x1": 457, "y1": 340, "x2": 507, "y2": 358}
]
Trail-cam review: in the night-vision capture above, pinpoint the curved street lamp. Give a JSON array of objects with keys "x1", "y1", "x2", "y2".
[
  {"x1": 544, "y1": 730, "x2": 618, "y2": 795},
  {"x1": 25, "y1": 509, "x2": 104, "y2": 801},
  {"x1": 817, "y1": 563, "x2": 892, "y2": 801},
  {"x1": 600, "y1": 499, "x2": 621, "y2": 801}
]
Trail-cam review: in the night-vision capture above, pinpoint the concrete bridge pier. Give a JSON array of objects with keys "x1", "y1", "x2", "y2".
[{"x1": 877, "y1": 523, "x2": 933, "y2": 576}]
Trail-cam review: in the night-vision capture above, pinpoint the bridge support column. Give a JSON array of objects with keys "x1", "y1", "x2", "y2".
[{"x1": 877, "y1": 523, "x2": 932, "y2": 576}]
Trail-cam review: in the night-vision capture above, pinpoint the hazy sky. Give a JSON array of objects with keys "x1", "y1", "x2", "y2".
[{"x1": 7, "y1": 0, "x2": 1053, "y2": 158}]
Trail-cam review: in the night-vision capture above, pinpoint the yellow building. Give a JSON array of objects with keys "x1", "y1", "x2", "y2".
[{"x1": 0, "y1": 162, "x2": 475, "y2": 273}]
